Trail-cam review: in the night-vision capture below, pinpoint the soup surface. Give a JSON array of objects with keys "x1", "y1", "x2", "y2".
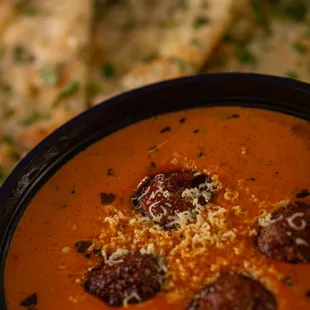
[{"x1": 4, "y1": 106, "x2": 310, "y2": 310}]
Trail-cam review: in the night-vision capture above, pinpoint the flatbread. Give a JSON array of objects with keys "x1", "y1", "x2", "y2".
[
  {"x1": 0, "y1": 0, "x2": 92, "y2": 150},
  {"x1": 91, "y1": 0, "x2": 241, "y2": 105},
  {"x1": 207, "y1": 2, "x2": 310, "y2": 83}
]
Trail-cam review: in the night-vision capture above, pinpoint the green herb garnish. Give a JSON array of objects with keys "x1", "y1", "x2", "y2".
[
  {"x1": 24, "y1": 7, "x2": 37, "y2": 16},
  {"x1": 21, "y1": 112, "x2": 50, "y2": 126},
  {"x1": 235, "y1": 45, "x2": 257, "y2": 66},
  {"x1": 174, "y1": 58, "x2": 186, "y2": 72},
  {"x1": 193, "y1": 17, "x2": 209, "y2": 29},
  {"x1": 292, "y1": 41, "x2": 307, "y2": 54},
  {"x1": 273, "y1": 0, "x2": 308, "y2": 22},
  {"x1": 13, "y1": 45, "x2": 33, "y2": 63},
  {"x1": 101, "y1": 63, "x2": 115, "y2": 79},
  {"x1": 249, "y1": 0, "x2": 270, "y2": 34},
  {"x1": 191, "y1": 37, "x2": 201, "y2": 46},
  {"x1": 59, "y1": 80, "x2": 79, "y2": 98},
  {"x1": 287, "y1": 70, "x2": 299, "y2": 79},
  {"x1": 13, "y1": 45, "x2": 25, "y2": 63},
  {"x1": 52, "y1": 80, "x2": 80, "y2": 108},
  {"x1": 87, "y1": 83, "x2": 101, "y2": 100},
  {"x1": 40, "y1": 64, "x2": 59, "y2": 86},
  {"x1": 1, "y1": 136, "x2": 13, "y2": 145}
]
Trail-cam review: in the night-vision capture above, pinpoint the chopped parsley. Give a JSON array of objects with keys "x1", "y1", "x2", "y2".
[
  {"x1": 249, "y1": 0, "x2": 270, "y2": 33},
  {"x1": 174, "y1": 58, "x2": 186, "y2": 72},
  {"x1": 1, "y1": 136, "x2": 13, "y2": 145},
  {"x1": 287, "y1": 70, "x2": 299, "y2": 79},
  {"x1": 150, "y1": 161, "x2": 157, "y2": 169},
  {"x1": 235, "y1": 45, "x2": 257, "y2": 66},
  {"x1": 52, "y1": 80, "x2": 80, "y2": 108},
  {"x1": 21, "y1": 112, "x2": 50, "y2": 126},
  {"x1": 272, "y1": 0, "x2": 308, "y2": 22},
  {"x1": 13, "y1": 45, "x2": 33, "y2": 63},
  {"x1": 24, "y1": 7, "x2": 38, "y2": 16},
  {"x1": 193, "y1": 16, "x2": 209, "y2": 29},
  {"x1": 292, "y1": 41, "x2": 307, "y2": 54},
  {"x1": 59, "y1": 80, "x2": 79, "y2": 98},
  {"x1": 40, "y1": 64, "x2": 59, "y2": 86},
  {"x1": 87, "y1": 83, "x2": 101, "y2": 100},
  {"x1": 101, "y1": 63, "x2": 115, "y2": 79}
]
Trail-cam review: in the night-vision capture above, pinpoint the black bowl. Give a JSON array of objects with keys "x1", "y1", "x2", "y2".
[{"x1": 1, "y1": 73, "x2": 310, "y2": 308}]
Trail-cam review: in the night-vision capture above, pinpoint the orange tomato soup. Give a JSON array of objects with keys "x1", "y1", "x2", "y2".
[{"x1": 4, "y1": 107, "x2": 310, "y2": 309}]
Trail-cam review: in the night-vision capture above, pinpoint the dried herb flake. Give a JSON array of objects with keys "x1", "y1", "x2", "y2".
[
  {"x1": 296, "y1": 189, "x2": 309, "y2": 198},
  {"x1": 74, "y1": 240, "x2": 92, "y2": 254},
  {"x1": 20, "y1": 293, "x2": 37, "y2": 307},
  {"x1": 101, "y1": 63, "x2": 115, "y2": 80},
  {"x1": 287, "y1": 71, "x2": 299, "y2": 79},
  {"x1": 150, "y1": 162, "x2": 157, "y2": 168},
  {"x1": 227, "y1": 114, "x2": 240, "y2": 119},
  {"x1": 160, "y1": 126, "x2": 171, "y2": 133},
  {"x1": 193, "y1": 129, "x2": 200, "y2": 134},
  {"x1": 179, "y1": 118, "x2": 186, "y2": 124},
  {"x1": 281, "y1": 275, "x2": 293, "y2": 287},
  {"x1": 107, "y1": 168, "x2": 116, "y2": 176},
  {"x1": 100, "y1": 192, "x2": 116, "y2": 205}
]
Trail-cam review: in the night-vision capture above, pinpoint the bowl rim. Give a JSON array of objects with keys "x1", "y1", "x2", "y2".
[{"x1": 1, "y1": 72, "x2": 310, "y2": 308}]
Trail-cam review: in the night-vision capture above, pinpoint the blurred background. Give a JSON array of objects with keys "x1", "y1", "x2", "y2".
[{"x1": 0, "y1": 0, "x2": 309, "y2": 184}]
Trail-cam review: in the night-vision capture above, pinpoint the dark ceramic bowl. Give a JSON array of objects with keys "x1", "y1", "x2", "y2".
[{"x1": 1, "y1": 73, "x2": 310, "y2": 308}]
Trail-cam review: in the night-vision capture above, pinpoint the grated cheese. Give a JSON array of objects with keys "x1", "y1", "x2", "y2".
[
  {"x1": 108, "y1": 248, "x2": 129, "y2": 265},
  {"x1": 258, "y1": 213, "x2": 283, "y2": 227},
  {"x1": 123, "y1": 291, "x2": 141, "y2": 307},
  {"x1": 287, "y1": 212, "x2": 307, "y2": 231},
  {"x1": 295, "y1": 238, "x2": 309, "y2": 246}
]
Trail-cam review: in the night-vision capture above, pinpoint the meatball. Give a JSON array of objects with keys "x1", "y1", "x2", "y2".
[
  {"x1": 188, "y1": 273, "x2": 276, "y2": 310},
  {"x1": 132, "y1": 171, "x2": 215, "y2": 229},
  {"x1": 84, "y1": 252, "x2": 165, "y2": 307},
  {"x1": 257, "y1": 202, "x2": 310, "y2": 263}
]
